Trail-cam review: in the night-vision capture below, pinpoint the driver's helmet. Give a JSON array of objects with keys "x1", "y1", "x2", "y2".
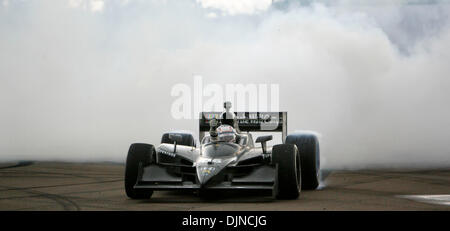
[{"x1": 216, "y1": 125, "x2": 236, "y2": 142}]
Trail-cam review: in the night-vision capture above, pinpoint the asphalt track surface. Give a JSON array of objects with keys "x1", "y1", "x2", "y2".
[{"x1": 0, "y1": 162, "x2": 449, "y2": 211}]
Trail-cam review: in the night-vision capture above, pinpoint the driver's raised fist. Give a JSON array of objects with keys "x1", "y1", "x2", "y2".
[{"x1": 209, "y1": 118, "x2": 218, "y2": 128}]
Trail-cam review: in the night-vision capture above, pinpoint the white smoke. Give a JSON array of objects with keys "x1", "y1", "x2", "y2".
[{"x1": 0, "y1": 0, "x2": 449, "y2": 169}]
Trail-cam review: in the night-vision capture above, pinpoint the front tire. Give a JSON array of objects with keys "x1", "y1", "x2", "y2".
[
  {"x1": 272, "y1": 144, "x2": 301, "y2": 199},
  {"x1": 124, "y1": 143, "x2": 154, "y2": 199},
  {"x1": 285, "y1": 133, "x2": 320, "y2": 190}
]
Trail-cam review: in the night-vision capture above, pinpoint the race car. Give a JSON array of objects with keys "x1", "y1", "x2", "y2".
[{"x1": 124, "y1": 102, "x2": 320, "y2": 199}]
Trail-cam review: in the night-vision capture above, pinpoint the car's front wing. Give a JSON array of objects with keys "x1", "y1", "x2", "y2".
[{"x1": 134, "y1": 163, "x2": 277, "y2": 194}]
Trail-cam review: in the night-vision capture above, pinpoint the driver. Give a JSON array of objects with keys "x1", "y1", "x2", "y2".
[
  {"x1": 208, "y1": 101, "x2": 240, "y2": 142},
  {"x1": 209, "y1": 120, "x2": 236, "y2": 143}
]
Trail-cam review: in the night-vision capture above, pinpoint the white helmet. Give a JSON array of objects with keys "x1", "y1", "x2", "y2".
[{"x1": 216, "y1": 125, "x2": 236, "y2": 142}]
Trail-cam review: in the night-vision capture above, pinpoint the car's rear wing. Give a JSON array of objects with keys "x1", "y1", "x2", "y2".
[{"x1": 199, "y1": 112, "x2": 287, "y2": 142}]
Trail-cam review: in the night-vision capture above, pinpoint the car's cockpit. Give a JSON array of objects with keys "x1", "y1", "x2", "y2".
[
  {"x1": 201, "y1": 126, "x2": 253, "y2": 147},
  {"x1": 200, "y1": 101, "x2": 254, "y2": 148}
]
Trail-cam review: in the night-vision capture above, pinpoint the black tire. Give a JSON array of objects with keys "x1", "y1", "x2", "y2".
[
  {"x1": 161, "y1": 132, "x2": 195, "y2": 147},
  {"x1": 272, "y1": 144, "x2": 301, "y2": 199},
  {"x1": 285, "y1": 133, "x2": 320, "y2": 190},
  {"x1": 124, "y1": 143, "x2": 154, "y2": 199}
]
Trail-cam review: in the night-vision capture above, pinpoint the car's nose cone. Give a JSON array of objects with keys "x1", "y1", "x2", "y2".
[
  {"x1": 196, "y1": 165, "x2": 219, "y2": 185},
  {"x1": 195, "y1": 157, "x2": 236, "y2": 185}
]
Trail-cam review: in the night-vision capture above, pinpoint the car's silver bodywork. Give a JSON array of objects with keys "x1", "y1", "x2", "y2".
[{"x1": 134, "y1": 112, "x2": 286, "y2": 194}]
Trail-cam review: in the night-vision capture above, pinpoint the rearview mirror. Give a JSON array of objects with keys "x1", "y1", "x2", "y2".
[
  {"x1": 255, "y1": 135, "x2": 273, "y2": 143},
  {"x1": 168, "y1": 134, "x2": 183, "y2": 152},
  {"x1": 256, "y1": 135, "x2": 273, "y2": 154},
  {"x1": 168, "y1": 133, "x2": 183, "y2": 143}
]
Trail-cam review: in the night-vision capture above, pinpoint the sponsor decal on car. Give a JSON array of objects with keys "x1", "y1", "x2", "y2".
[{"x1": 158, "y1": 149, "x2": 176, "y2": 157}]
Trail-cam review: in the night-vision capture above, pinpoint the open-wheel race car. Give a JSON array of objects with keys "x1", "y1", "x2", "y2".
[{"x1": 125, "y1": 102, "x2": 320, "y2": 199}]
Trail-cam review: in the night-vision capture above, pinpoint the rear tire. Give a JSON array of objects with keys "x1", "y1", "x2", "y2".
[
  {"x1": 272, "y1": 144, "x2": 301, "y2": 199},
  {"x1": 124, "y1": 143, "x2": 154, "y2": 199},
  {"x1": 285, "y1": 133, "x2": 320, "y2": 190},
  {"x1": 161, "y1": 132, "x2": 195, "y2": 147}
]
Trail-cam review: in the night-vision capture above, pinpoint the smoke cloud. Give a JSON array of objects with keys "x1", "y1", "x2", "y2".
[{"x1": 1, "y1": 0, "x2": 449, "y2": 169}]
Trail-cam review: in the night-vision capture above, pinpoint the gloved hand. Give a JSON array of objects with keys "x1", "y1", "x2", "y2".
[
  {"x1": 209, "y1": 118, "x2": 218, "y2": 128},
  {"x1": 209, "y1": 119, "x2": 218, "y2": 137}
]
